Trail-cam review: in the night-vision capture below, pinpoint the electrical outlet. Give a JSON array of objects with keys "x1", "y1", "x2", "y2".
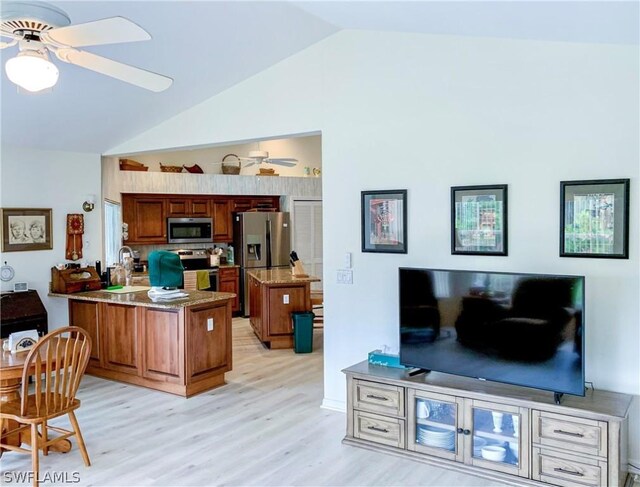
[
  {"x1": 283, "y1": 294, "x2": 289, "y2": 304},
  {"x1": 207, "y1": 318, "x2": 214, "y2": 331}
]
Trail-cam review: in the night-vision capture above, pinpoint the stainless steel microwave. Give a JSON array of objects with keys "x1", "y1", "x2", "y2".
[{"x1": 167, "y1": 217, "x2": 213, "y2": 244}]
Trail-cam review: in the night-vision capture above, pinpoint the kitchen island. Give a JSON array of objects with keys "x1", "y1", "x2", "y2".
[
  {"x1": 247, "y1": 269, "x2": 320, "y2": 349},
  {"x1": 50, "y1": 289, "x2": 235, "y2": 397}
]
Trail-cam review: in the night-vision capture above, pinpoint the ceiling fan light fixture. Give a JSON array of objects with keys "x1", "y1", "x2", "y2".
[{"x1": 5, "y1": 49, "x2": 59, "y2": 92}]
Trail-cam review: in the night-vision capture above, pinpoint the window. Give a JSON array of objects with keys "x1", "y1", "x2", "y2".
[{"x1": 104, "y1": 200, "x2": 122, "y2": 266}]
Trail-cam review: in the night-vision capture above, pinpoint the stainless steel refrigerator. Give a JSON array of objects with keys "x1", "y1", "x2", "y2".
[{"x1": 234, "y1": 212, "x2": 291, "y2": 316}]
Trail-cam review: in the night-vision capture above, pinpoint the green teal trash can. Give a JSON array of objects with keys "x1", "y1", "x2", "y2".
[{"x1": 292, "y1": 311, "x2": 315, "y2": 353}]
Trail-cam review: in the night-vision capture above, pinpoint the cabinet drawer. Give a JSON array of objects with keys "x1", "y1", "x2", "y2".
[
  {"x1": 353, "y1": 380, "x2": 404, "y2": 417},
  {"x1": 532, "y1": 411, "x2": 607, "y2": 457},
  {"x1": 532, "y1": 447, "x2": 606, "y2": 487},
  {"x1": 353, "y1": 411, "x2": 405, "y2": 449}
]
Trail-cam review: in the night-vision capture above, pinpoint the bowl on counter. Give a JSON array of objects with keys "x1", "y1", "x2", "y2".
[{"x1": 481, "y1": 445, "x2": 506, "y2": 462}]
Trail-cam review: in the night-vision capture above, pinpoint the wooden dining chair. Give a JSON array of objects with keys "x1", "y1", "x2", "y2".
[{"x1": 0, "y1": 326, "x2": 92, "y2": 487}]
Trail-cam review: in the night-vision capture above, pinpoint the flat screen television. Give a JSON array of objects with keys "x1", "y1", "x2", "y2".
[{"x1": 399, "y1": 268, "x2": 585, "y2": 398}]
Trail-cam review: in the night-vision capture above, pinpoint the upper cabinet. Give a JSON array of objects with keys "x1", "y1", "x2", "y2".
[
  {"x1": 122, "y1": 194, "x2": 280, "y2": 245},
  {"x1": 167, "y1": 198, "x2": 211, "y2": 217},
  {"x1": 123, "y1": 195, "x2": 167, "y2": 244},
  {"x1": 212, "y1": 200, "x2": 232, "y2": 242}
]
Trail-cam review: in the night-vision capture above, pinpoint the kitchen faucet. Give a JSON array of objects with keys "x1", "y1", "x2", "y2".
[{"x1": 118, "y1": 245, "x2": 134, "y2": 264}]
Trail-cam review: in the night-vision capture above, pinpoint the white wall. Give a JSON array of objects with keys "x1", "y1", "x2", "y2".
[
  {"x1": 107, "y1": 31, "x2": 640, "y2": 461},
  {"x1": 117, "y1": 135, "x2": 322, "y2": 177},
  {"x1": 0, "y1": 145, "x2": 103, "y2": 329}
]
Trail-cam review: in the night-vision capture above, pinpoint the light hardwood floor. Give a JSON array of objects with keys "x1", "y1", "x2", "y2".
[{"x1": 0, "y1": 319, "x2": 560, "y2": 486}]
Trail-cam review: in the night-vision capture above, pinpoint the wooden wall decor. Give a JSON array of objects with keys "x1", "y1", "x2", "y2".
[{"x1": 66, "y1": 213, "x2": 84, "y2": 261}]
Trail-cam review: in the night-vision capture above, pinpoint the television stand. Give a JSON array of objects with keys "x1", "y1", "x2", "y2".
[
  {"x1": 343, "y1": 361, "x2": 632, "y2": 487},
  {"x1": 408, "y1": 368, "x2": 430, "y2": 377},
  {"x1": 553, "y1": 392, "x2": 563, "y2": 405}
]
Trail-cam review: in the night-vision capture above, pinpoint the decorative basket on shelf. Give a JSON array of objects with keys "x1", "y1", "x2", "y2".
[
  {"x1": 183, "y1": 163, "x2": 204, "y2": 174},
  {"x1": 221, "y1": 154, "x2": 241, "y2": 175},
  {"x1": 119, "y1": 159, "x2": 148, "y2": 171},
  {"x1": 160, "y1": 163, "x2": 183, "y2": 173}
]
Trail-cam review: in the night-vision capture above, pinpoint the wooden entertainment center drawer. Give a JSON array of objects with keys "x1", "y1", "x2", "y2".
[
  {"x1": 532, "y1": 447, "x2": 606, "y2": 487},
  {"x1": 532, "y1": 410, "x2": 607, "y2": 457},
  {"x1": 353, "y1": 379, "x2": 404, "y2": 417},
  {"x1": 353, "y1": 410, "x2": 405, "y2": 448}
]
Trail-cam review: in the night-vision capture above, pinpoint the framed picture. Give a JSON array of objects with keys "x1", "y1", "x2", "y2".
[
  {"x1": 361, "y1": 190, "x2": 407, "y2": 253},
  {"x1": 0, "y1": 208, "x2": 53, "y2": 252},
  {"x1": 560, "y1": 179, "x2": 630, "y2": 259},
  {"x1": 451, "y1": 185, "x2": 508, "y2": 256}
]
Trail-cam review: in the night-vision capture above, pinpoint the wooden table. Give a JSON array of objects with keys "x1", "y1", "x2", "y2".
[{"x1": 0, "y1": 346, "x2": 72, "y2": 454}]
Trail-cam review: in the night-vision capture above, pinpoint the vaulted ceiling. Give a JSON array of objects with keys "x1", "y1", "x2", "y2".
[{"x1": 1, "y1": 1, "x2": 637, "y2": 154}]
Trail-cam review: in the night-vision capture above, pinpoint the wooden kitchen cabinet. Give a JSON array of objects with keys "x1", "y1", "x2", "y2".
[
  {"x1": 247, "y1": 269, "x2": 317, "y2": 349},
  {"x1": 68, "y1": 300, "x2": 101, "y2": 365},
  {"x1": 122, "y1": 193, "x2": 280, "y2": 245},
  {"x1": 218, "y1": 266, "x2": 240, "y2": 313},
  {"x1": 212, "y1": 200, "x2": 232, "y2": 241},
  {"x1": 122, "y1": 194, "x2": 167, "y2": 244},
  {"x1": 64, "y1": 293, "x2": 233, "y2": 397},
  {"x1": 167, "y1": 198, "x2": 210, "y2": 217}
]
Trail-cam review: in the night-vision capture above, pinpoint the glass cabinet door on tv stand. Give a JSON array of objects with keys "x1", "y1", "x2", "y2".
[
  {"x1": 407, "y1": 390, "x2": 464, "y2": 462},
  {"x1": 467, "y1": 399, "x2": 529, "y2": 478},
  {"x1": 407, "y1": 390, "x2": 530, "y2": 479}
]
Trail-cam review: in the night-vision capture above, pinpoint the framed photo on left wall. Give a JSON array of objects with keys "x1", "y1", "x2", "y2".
[
  {"x1": 0, "y1": 208, "x2": 53, "y2": 252},
  {"x1": 361, "y1": 190, "x2": 407, "y2": 253}
]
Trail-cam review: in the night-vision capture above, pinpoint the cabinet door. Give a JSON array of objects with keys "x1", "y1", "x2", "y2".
[
  {"x1": 232, "y1": 198, "x2": 252, "y2": 213},
  {"x1": 251, "y1": 197, "x2": 278, "y2": 211},
  {"x1": 68, "y1": 300, "x2": 100, "y2": 364},
  {"x1": 267, "y1": 286, "x2": 306, "y2": 336},
  {"x1": 218, "y1": 267, "x2": 239, "y2": 312},
  {"x1": 466, "y1": 399, "x2": 529, "y2": 478},
  {"x1": 185, "y1": 304, "x2": 229, "y2": 380},
  {"x1": 407, "y1": 389, "x2": 464, "y2": 462},
  {"x1": 167, "y1": 198, "x2": 189, "y2": 216},
  {"x1": 101, "y1": 303, "x2": 139, "y2": 375},
  {"x1": 212, "y1": 200, "x2": 232, "y2": 241},
  {"x1": 141, "y1": 308, "x2": 183, "y2": 383},
  {"x1": 126, "y1": 197, "x2": 167, "y2": 243},
  {"x1": 248, "y1": 275, "x2": 262, "y2": 338},
  {"x1": 190, "y1": 199, "x2": 211, "y2": 217}
]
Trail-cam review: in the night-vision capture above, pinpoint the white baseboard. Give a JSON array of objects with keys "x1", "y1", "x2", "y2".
[{"x1": 321, "y1": 398, "x2": 346, "y2": 412}]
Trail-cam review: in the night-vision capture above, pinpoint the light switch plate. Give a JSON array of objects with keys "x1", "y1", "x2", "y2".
[
  {"x1": 207, "y1": 318, "x2": 214, "y2": 331},
  {"x1": 283, "y1": 294, "x2": 289, "y2": 304}
]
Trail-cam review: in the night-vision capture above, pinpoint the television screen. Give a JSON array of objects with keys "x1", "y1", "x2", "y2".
[{"x1": 399, "y1": 268, "x2": 585, "y2": 397}]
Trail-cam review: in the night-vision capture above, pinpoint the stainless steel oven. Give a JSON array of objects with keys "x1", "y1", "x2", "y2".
[
  {"x1": 167, "y1": 218, "x2": 213, "y2": 244},
  {"x1": 168, "y1": 249, "x2": 218, "y2": 291}
]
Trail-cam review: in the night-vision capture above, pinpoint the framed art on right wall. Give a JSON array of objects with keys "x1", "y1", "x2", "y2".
[{"x1": 560, "y1": 178, "x2": 630, "y2": 259}]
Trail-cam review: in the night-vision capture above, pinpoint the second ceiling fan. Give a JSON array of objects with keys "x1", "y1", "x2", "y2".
[{"x1": 239, "y1": 151, "x2": 298, "y2": 168}]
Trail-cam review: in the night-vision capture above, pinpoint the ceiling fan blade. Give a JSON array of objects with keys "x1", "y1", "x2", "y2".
[
  {"x1": 243, "y1": 160, "x2": 257, "y2": 168},
  {"x1": 42, "y1": 17, "x2": 150, "y2": 48},
  {"x1": 266, "y1": 159, "x2": 298, "y2": 167},
  {"x1": 55, "y1": 48, "x2": 172, "y2": 92}
]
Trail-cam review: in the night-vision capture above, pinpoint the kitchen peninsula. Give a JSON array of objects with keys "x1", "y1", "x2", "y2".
[
  {"x1": 50, "y1": 289, "x2": 235, "y2": 397},
  {"x1": 248, "y1": 269, "x2": 320, "y2": 349}
]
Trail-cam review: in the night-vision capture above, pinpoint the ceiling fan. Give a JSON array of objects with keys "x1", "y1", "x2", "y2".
[
  {"x1": 239, "y1": 151, "x2": 298, "y2": 168},
  {"x1": 0, "y1": 1, "x2": 172, "y2": 93}
]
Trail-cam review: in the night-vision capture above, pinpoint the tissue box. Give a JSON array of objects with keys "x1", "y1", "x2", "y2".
[{"x1": 368, "y1": 350, "x2": 406, "y2": 369}]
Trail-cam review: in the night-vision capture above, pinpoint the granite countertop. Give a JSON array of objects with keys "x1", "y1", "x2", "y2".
[
  {"x1": 49, "y1": 289, "x2": 235, "y2": 309},
  {"x1": 248, "y1": 268, "x2": 320, "y2": 284}
]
